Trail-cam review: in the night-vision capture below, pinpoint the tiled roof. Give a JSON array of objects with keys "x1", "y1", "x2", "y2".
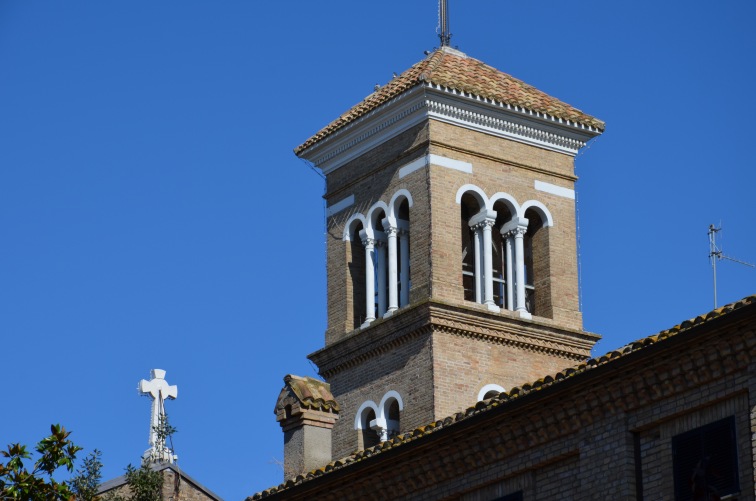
[
  {"x1": 294, "y1": 47, "x2": 605, "y2": 155},
  {"x1": 275, "y1": 374, "x2": 339, "y2": 414},
  {"x1": 251, "y1": 294, "x2": 755, "y2": 500}
]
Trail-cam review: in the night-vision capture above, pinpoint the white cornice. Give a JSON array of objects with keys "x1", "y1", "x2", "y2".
[{"x1": 298, "y1": 84, "x2": 602, "y2": 174}]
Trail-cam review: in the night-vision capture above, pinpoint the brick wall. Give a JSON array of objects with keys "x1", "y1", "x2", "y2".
[{"x1": 259, "y1": 302, "x2": 756, "y2": 501}]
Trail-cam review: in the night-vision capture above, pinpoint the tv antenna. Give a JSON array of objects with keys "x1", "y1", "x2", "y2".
[
  {"x1": 438, "y1": 0, "x2": 451, "y2": 47},
  {"x1": 708, "y1": 224, "x2": 754, "y2": 308}
]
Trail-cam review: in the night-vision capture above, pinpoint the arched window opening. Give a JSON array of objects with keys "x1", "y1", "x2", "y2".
[
  {"x1": 397, "y1": 199, "x2": 411, "y2": 308},
  {"x1": 372, "y1": 212, "x2": 389, "y2": 319},
  {"x1": 358, "y1": 407, "x2": 380, "y2": 450},
  {"x1": 477, "y1": 384, "x2": 506, "y2": 402},
  {"x1": 349, "y1": 222, "x2": 366, "y2": 329},
  {"x1": 386, "y1": 399, "x2": 401, "y2": 440},
  {"x1": 492, "y1": 202, "x2": 514, "y2": 309},
  {"x1": 460, "y1": 194, "x2": 482, "y2": 302},
  {"x1": 524, "y1": 209, "x2": 545, "y2": 316}
]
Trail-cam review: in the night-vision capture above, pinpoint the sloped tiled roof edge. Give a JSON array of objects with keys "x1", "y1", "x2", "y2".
[
  {"x1": 294, "y1": 47, "x2": 605, "y2": 156},
  {"x1": 250, "y1": 294, "x2": 756, "y2": 500}
]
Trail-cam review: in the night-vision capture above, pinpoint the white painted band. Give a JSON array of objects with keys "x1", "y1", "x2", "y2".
[
  {"x1": 429, "y1": 154, "x2": 473, "y2": 173},
  {"x1": 534, "y1": 180, "x2": 574, "y2": 200},
  {"x1": 326, "y1": 194, "x2": 355, "y2": 217},
  {"x1": 398, "y1": 156, "x2": 429, "y2": 178},
  {"x1": 399, "y1": 154, "x2": 473, "y2": 179}
]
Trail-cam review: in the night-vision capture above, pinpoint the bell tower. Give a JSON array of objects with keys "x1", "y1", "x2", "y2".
[{"x1": 295, "y1": 45, "x2": 604, "y2": 460}]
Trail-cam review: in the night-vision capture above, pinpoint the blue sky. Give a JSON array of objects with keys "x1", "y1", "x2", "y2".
[{"x1": 1, "y1": 1, "x2": 754, "y2": 500}]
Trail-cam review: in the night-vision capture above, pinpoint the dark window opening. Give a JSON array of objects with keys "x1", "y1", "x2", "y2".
[
  {"x1": 493, "y1": 492, "x2": 523, "y2": 501},
  {"x1": 672, "y1": 416, "x2": 739, "y2": 501}
]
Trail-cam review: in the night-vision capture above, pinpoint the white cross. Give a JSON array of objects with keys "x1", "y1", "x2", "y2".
[{"x1": 138, "y1": 368, "x2": 177, "y2": 463}]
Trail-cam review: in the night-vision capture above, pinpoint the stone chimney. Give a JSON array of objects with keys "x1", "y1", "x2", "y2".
[{"x1": 274, "y1": 374, "x2": 339, "y2": 479}]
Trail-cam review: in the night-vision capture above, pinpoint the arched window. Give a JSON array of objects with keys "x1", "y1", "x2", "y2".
[
  {"x1": 355, "y1": 402, "x2": 380, "y2": 450},
  {"x1": 460, "y1": 193, "x2": 483, "y2": 303},
  {"x1": 395, "y1": 198, "x2": 411, "y2": 308},
  {"x1": 347, "y1": 220, "x2": 367, "y2": 329},
  {"x1": 523, "y1": 208, "x2": 546, "y2": 316},
  {"x1": 345, "y1": 191, "x2": 413, "y2": 328},
  {"x1": 477, "y1": 384, "x2": 506, "y2": 401},
  {"x1": 492, "y1": 201, "x2": 515, "y2": 309}
]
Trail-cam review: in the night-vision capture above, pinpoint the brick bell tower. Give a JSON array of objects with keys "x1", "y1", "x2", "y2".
[{"x1": 292, "y1": 44, "x2": 604, "y2": 461}]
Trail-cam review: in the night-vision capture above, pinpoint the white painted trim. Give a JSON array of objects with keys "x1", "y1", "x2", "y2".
[
  {"x1": 520, "y1": 200, "x2": 554, "y2": 227},
  {"x1": 489, "y1": 192, "x2": 520, "y2": 215},
  {"x1": 366, "y1": 201, "x2": 390, "y2": 233},
  {"x1": 428, "y1": 154, "x2": 472, "y2": 174},
  {"x1": 326, "y1": 194, "x2": 355, "y2": 217},
  {"x1": 534, "y1": 180, "x2": 575, "y2": 200},
  {"x1": 343, "y1": 213, "x2": 368, "y2": 241},
  {"x1": 455, "y1": 183, "x2": 488, "y2": 208},
  {"x1": 388, "y1": 189, "x2": 414, "y2": 225},
  {"x1": 477, "y1": 384, "x2": 506, "y2": 401},
  {"x1": 354, "y1": 401, "x2": 379, "y2": 429},
  {"x1": 378, "y1": 390, "x2": 404, "y2": 420},
  {"x1": 398, "y1": 156, "x2": 428, "y2": 179}
]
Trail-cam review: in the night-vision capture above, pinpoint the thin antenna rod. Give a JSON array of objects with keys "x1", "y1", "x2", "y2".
[
  {"x1": 709, "y1": 225, "x2": 719, "y2": 308},
  {"x1": 708, "y1": 224, "x2": 754, "y2": 308},
  {"x1": 439, "y1": 0, "x2": 451, "y2": 46}
]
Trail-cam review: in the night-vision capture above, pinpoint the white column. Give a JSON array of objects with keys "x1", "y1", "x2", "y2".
[
  {"x1": 399, "y1": 228, "x2": 409, "y2": 307},
  {"x1": 360, "y1": 234, "x2": 376, "y2": 325},
  {"x1": 505, "y1": 233, "x2": 514, "y2": 311},
  {"x1": 385, "y1": 225, "x2": 399, "y2": 315},
  {"x1": 473, "y1": 226, "x2": 482, "y2": 303},
  {"x1": 481, "y1": 219, "x2": 496, "y2": 310},
  {"x1": 469, "y1": 210, "x2": 499, "y2": 312},
  {"x1": 376, "y1": 240, "x2": 387, "y2": 317},
  {"x1": 512, "y1": 225, "x2": 531, "y2": 319}
]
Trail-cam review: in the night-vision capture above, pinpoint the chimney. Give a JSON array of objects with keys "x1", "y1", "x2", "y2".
[{"x1": 274, "y1": 374, "x2": 339, "y2": 479}]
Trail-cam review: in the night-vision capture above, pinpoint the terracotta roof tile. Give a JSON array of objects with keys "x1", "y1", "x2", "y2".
[
  {"x1": 252, "y1": 295, "x2": 756, "y2": 499},
  {"x1": 295, "y1": 47, "x2": 605, "y2": 155}
]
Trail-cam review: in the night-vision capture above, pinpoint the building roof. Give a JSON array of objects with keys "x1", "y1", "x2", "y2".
[
  {"x1": 294, "y1": 47, "x2": 605, "y2": 155},
  {"x1": 250, "y1": 294, "x2": 756, "y2": 499},
  {"x1": 98, "y1": 463, "x2": 223, "y2": 501}
]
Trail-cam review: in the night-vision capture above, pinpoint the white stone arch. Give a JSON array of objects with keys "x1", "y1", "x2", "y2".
[
  {"x1": 377, "y1": 390, "x2": 404, "y2": 420},
  {"x1": 519, "y1": 200, "x2": 554, "y2": 227},
  {"x1": 343, "y1": 213, "x2": 368, "y2": 241},
  {"x1": 455, "y1": 184, "x2": 489, "y2": 210},
  {"x1": 387, "y1": 189, "x2": 414, "y2": 226},
  {"x1": 353, "y1": 400, "x2": 379, "y2": 429},
  {"x1": 366, "y1": 201, "x2": 390, "y2": 233},
  {"x1": 489, "y1": 192, "x2": 521, "y2": 218},
  {"x1": 477, "y1": 384, "x2": 506, "y2": 402}
]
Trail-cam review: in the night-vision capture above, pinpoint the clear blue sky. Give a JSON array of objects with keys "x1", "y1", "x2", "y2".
[{"x1": 1, "y1": 2, "x2": 754, "y2": 500}]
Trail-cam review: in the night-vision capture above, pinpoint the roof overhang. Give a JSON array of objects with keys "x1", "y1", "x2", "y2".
[{"x1": 296, "y1": 82, "x2": 603, "y2": 175}]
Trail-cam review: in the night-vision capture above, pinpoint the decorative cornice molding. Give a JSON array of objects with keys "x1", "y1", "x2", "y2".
[
  {"x1": 310, "y1": 301, "x2": 596, "y2": 378},
  {"x1": 298, "y1": 84, "x2": 601, "y2": 174}
]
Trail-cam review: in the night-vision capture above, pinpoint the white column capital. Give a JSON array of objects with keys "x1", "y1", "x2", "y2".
[
  {"x1": 468, "y1": 209, "x2": 497, "y2": 229},
  {"x1": 500, "y1": 217, "x2": 529, "y2": 236}
]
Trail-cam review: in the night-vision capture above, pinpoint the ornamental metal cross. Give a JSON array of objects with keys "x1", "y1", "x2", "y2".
[{"x1": 138, "y1": 368, "x2": 178, "y2": 463}]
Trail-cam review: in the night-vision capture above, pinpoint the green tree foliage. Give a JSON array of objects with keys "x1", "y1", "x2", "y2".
[
  {"x1": 71, "y1": 450, "x2": 103, "y2": 501},
  {"x1": 0, "y1": 424, "x2": 82, "y2": 500},
  {"x1": 2, "y1": 417, "x2": 177, "y2": 501},
  {"x1": 103, "y1": 464, "x2": 163, "y2": 501}
]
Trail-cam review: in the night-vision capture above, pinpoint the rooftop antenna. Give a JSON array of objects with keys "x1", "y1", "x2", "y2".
[
  {"x1": 438, "y1": 0, "x2": 451, "y2": 47},
  {"x1": 708, "y1": 224, "x2": 754, "y2": 308}
]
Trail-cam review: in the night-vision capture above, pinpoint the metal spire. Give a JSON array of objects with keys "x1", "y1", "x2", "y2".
[{"x1": 438, "y1": 0, "x2": 451, "y2": 47}]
